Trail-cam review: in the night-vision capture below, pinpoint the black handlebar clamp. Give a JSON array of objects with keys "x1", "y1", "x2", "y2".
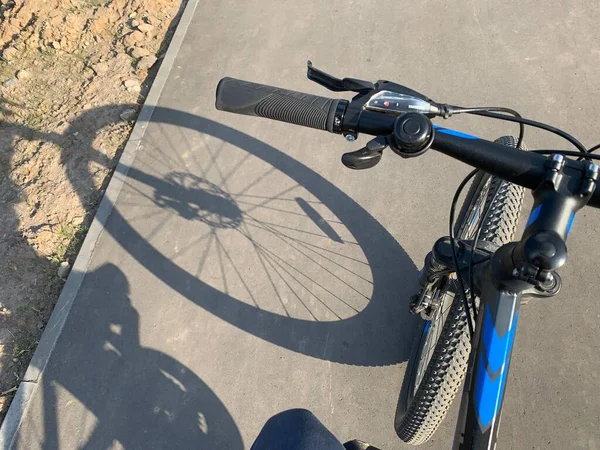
[{"x1": 492, "y1": 153, "x2": 599, "y2": 291}]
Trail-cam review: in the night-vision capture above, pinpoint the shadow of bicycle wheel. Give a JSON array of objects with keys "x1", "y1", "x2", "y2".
[{"x1": 103, "y1": 108, "x2": 421, "y2": 366}]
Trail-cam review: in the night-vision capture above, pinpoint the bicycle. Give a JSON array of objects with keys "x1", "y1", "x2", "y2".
[{"x1": 214, "y1": 62, "x2": 600, "y2": 449}]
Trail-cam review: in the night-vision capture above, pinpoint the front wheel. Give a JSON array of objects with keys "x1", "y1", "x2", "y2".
[{"x1": 394, "y1": 136, "x2": 525, "y2": 445}]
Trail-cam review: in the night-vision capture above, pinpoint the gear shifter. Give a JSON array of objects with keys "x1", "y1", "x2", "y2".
[{"x1": 341, "y1": 136, "x2": 387, "y2": 169}]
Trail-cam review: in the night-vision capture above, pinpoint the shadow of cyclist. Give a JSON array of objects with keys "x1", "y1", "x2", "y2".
[{"x1": 27, "y1": 263, "x2": 243, "y2": 449}]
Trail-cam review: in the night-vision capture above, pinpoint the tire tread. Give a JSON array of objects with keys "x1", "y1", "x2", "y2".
[{"x1": 395, "y1": 136, "x2": 525, "y2": 444}]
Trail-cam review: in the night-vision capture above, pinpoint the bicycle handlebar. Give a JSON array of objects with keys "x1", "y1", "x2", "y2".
[
  {"x1": 215, "y1": 77, "x2": 343, "y2": 132},
  {"x1": 215, "y1": 77, "x2": 600, "y2": 209}
]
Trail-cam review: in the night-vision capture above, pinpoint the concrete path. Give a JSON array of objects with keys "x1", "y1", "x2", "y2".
[{"x1": 3, "y1": 0, "x2": 600, "y2": 449}]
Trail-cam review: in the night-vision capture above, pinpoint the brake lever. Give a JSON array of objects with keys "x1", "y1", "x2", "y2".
[
  {"x1": 307, "y1": 60, "x2": 374, "y2": 93},
  {"x1": 307, "y1": 60, "x2": 346, "y2": 91}
]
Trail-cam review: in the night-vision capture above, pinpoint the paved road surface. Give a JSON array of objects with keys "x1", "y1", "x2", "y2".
[{"x1": 6, "y1": 0, "x2": 600, "y2": 449}]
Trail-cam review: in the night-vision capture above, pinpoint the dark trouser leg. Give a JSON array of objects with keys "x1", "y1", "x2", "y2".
[{"x1": 251, "y1": 409, "x2": 345, "y2": 450}]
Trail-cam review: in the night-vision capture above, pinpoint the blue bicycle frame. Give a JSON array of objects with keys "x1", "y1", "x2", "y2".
[
  {"x1": 433, "y1": 127, "x2": 589, "y2": 449},
  {"x1": 452, "y1": 279, "x2": 521, "y2": 449}
]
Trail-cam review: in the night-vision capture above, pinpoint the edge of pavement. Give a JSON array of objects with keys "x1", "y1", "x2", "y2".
[{"x1": 0, "y1": 0, "x2": 200, "y2": 447}]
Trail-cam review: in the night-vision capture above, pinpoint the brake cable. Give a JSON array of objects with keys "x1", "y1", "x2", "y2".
[
  {"x1": 448, "y1": 169, "x2": 480, "y2": 337},
  {"x1": 443, "y1": 105, "x2": 587, "y2": 154},
  {"x1": 467, "y1": 178, "x2": 502, "y2": 321},
  {"x1": 533, "y1": 150, "x2": 600, "y2": 160},
  {"x1": 440, "y1": 106, "x2": 525, "y2": 149},
  {"x1": 468, "y1": 111, "x2": 587, "y2": 153},
  {"x1": 587, "y1": 143, "x2": 600, "y2": 153}
]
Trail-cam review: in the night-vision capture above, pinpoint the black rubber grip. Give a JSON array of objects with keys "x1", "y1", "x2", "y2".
[{"x1": 216, "y1": 77, "x2": 340, "y2": 132}]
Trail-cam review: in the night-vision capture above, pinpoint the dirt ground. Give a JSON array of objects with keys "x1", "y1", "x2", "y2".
[{"x1": 0, "y1": 0, "x2": 185, "y2": 422}]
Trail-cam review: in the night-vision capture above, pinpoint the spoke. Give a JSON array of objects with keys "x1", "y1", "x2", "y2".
[
  {"x1": 435, "y1": 310, "x2": 443, "y2": 352},
  {"x1": 244, "y1": 212, "x2": 371, "y2": 283},
  {"x1": 121, "y1": 182, "x2": 159, "y2": 204},
  {"x1": 286, "y1": 237, "x2": 368, "y2": 265},
  {"x1": 236, "y1": 226, "x2": 361, "y2": 313},
  {"x1": 135, "y1": 148, "x2": 178, "y2": 173},
  {"x1": 423, "y1": 313, "x2": 441, "y2": 376},
  {"x1": 215, "y1": 235, "x2": 228, "y2": 294},
  {"x1": 124, "y1": 209, "x2": 170, "y2": 224},
  {"x1": 199, "y1": 134, "x2": 228, "y2": 181},
  {"x1": 423, "y1": 333, "x2": 434, "y2": 373},
  {"x1": 234, "y1": 193, "x2": 323, "y2": 205},
  {"x1": 235, "y1": 200, "x2": 342, "y2": 223},
  {"x1": 441, "y1": 291, "x2": 455, "y2": 316},
  {"x1": 211, "y1": 151, "x2": 229, "y2": 190},
  {"x1": 221, "y1": 153, "x2": 252, "y2": 186},
  {"x1": 144, "y1": 146, "x2": 182, "y2": 172},
  {"x1": 417, "y1": 290, "x2": 454, "y2": 389},
  {"x1": 243, "y1": 231, "x2": 349, "y2": 317},
  {"x1": 258, "y1": 247, "x2": 319, "y2": 321},
  {"x1": 180, "y1": 127, "x2": 208, "y2": 176},
  {"x1": 243, "y1": 226, "x2": 369, "y2": 265},
  {"x1": 195, "y1": 232, "x2": 215, "y2": 278},
  {"x1": 240, "y1": 185, "x2": 304, "y2": 215},
  {"x1": 243, "y1": 216, "x2": 359, "y2": 244},
  {"x1": 141, "y1": 128, "x2": 185, "y2": 167},
  {"x1": 214, "y1": 236, "x2": 260, "y2": 308},
  {"x1": 242, "y1": 217, "x2": 366, "y2": 295},
  {"x1": 462, "y1": 179, "x2": 492, "y2": 239},
  {"x1": 416, "y1": 176, "x2": 489, "y2": 389},
  {"x1": 170, "y1": 232, "x2": 215, "y2": 262},
  {"x1": 237, "y1": 212, "x2": 290, "y2": 316},
  {"x1": 233, "y1": 167, "x2": 278, "y2": 197},
  {"x1": 116, "y1": 201, "x2": 166, "y2": 211},
  {"x1": 251, "y1": 238, "x2": 291, "y2": 317},
  {"x1": 144, "y1": 210, "x2": 174, "y2": 243},
  {"x1": 148, "y1": 124, "x2": 189, "y2": 170},
  {"x1": 259, "y1": 247, "x2": 344, "y2": 319}
]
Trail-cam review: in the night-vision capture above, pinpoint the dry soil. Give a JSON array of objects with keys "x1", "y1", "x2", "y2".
[{"x1": 0, "y1": 0, "x2": 185, "y2": 422}]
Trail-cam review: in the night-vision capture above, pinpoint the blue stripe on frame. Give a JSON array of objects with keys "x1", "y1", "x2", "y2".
[
  {"x1": 480, "y1": 307, "x2": 516, "y2": 373},
  {"x1": 474, "y1": 305, "x2": 519, "y2": 428},
  {"x1": 567, "y1": 211, "x2": 575, "y2": 235},
  {"x1": 433, "y1": 125, "x2": 479, "y2": 140},
  {"x1": 474, "y1": 353, "x2": 510, "y2": 428},
  {"x1": 526, "y1": 204, "x2": 542, "y2": 228},
  {"x1": 423, "y1": 321, "x2": 431, "y2": 335}
]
